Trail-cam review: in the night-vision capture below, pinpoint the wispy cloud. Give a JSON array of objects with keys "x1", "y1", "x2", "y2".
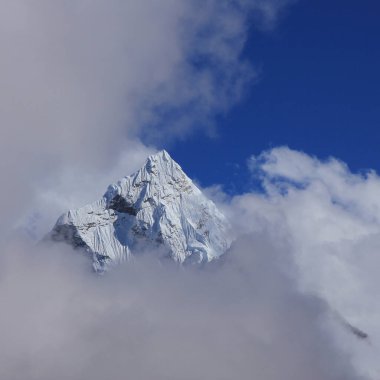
[{"x1": 0, "y1": 0, "x2": 292, "y2": 234}]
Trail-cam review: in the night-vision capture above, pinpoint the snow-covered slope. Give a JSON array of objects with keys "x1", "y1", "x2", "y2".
[{"x1": 49, "y1": 150, "x2": 230, "y2": 271}]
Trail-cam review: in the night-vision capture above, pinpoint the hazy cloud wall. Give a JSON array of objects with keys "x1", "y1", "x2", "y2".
[{"x1": 0, "y1": 236, "x2": 361, "y2": 380}]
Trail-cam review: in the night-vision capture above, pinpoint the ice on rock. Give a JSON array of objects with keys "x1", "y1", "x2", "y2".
[{"x1": 49, "y1": 150, "x2": 231, "y2": 271}]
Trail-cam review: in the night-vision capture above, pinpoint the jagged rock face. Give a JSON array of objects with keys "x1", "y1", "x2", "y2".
[{"x1": 50, "y1": 150, "x2": 230, "y2": 271}]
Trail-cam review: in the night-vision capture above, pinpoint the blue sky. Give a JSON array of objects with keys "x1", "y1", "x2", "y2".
[{"x1": 170, "y1": 0, "x2": 380, "y2": 193}]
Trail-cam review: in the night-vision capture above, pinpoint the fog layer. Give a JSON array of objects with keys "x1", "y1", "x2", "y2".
[{"x1": 0, "y1": 235, "x2": 361, "y2": 380}]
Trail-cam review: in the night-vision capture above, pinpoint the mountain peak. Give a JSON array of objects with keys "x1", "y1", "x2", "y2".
[
  {"x1": 148, "y1": 149, "x2": 171, "y2": 161},
  {"x1": 50, "y1": 151, "x2": 230, "y2": 272},
  {"x1": 139, "y1": 149, "x2": 181, "y2": 177}
]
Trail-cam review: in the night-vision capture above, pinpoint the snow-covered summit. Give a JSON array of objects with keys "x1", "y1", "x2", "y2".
[{"x1": 50, "y1": 150, "x2": 231, "y2": 271}]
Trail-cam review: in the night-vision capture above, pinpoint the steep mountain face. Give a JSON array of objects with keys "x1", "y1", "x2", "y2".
[{"x1": 50, "y1": 150, "x2": 230, "y2": 271}]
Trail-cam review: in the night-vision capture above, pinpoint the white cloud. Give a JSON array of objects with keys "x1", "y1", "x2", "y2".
[
  {"x1": 0, "y1": 0, "x2": 292, "y2": 236},
  {"x1": 0, "y1": 236, "x2": 360, "y2": 380},
  {"x1": 228, "y1": 147, "x2": 380, "y2": 377}
]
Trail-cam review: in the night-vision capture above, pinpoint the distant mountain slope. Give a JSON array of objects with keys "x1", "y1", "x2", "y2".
[{"x1": 49, "y1": 150, "x2": 230, "y2": 271}]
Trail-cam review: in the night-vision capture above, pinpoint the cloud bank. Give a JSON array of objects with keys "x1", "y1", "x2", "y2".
[
  {"x1": 0, "y1": 235, "x2": 360, "y2": 380},
  {"x1": 2, "y1": 146, "x2": 379, "y2": 379},
  {"x1": 227, "y1": 147, "x2": 380, "y2": 378}
]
